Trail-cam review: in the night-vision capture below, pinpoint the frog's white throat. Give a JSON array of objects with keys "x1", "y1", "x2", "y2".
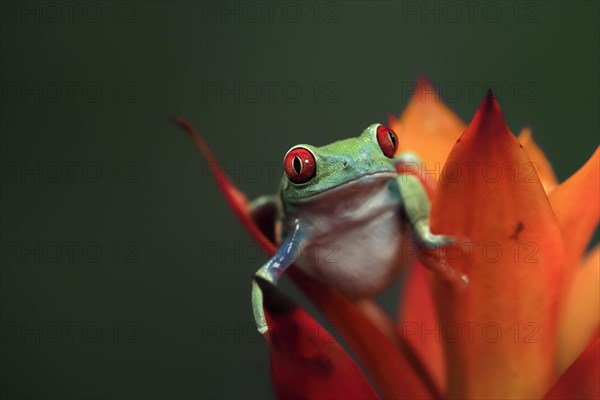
[{"x1": 287, "y1": 172, "x2": 411, "y2": 298}]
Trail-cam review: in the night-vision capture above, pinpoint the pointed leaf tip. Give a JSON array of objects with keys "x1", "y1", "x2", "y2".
[
  {"x1": 172, "y1": 117, "x2": 260, "y2": 248},
  {"x1": 415, "y1": 75, "x2": 434, "y2": 93},
  {"x1": 465, "y1": 89, "x2": 511, "y2": 140}
]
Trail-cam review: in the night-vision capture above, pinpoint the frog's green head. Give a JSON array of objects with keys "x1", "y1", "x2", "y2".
[{"x1": 281, "y1": 124, "x2": 399, "y2": 203}]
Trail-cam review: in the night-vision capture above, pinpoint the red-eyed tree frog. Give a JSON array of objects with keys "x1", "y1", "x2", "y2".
[{"x1": 251, "y1": 124, "x2": 468, "y2": 334}]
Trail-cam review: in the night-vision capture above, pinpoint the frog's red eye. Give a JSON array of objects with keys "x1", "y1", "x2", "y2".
[
  {"x1": 376, "y1": 125, "x2": 398, "y2": 158},
  {"x1": 284, "y1": 147, "x2": 316, "y2": 184}
]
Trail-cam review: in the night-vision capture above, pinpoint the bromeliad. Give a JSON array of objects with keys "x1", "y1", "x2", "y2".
[{"x1": 175, "y1": 79, "x2": 599, "y2": 399}]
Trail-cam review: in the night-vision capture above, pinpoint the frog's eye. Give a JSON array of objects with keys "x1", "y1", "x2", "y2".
[
  {"x1": 284, "y1": 147, "x2": 316, "y2": 184},
  {"x1": 376, "y1": 125, "x2": 398, "y2": 158}
]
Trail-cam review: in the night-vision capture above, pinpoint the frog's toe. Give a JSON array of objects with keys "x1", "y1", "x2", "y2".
[
  {"x1": 252, "y1": 275, "x2": 298, "y2": 335},
  {"x1": 423, "y1": 234, "x2": 454, "y2": 249},
  {"x1": 251, "y1": 279, "x2": 269, "y2": 335},
  {"x1": 414, "y1": 221, "x2": 454, "y2": 249}
]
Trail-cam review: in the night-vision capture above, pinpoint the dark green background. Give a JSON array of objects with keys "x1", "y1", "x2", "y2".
[{"x1": 1, "y1": 1, "x2": 598, "y2": 398}]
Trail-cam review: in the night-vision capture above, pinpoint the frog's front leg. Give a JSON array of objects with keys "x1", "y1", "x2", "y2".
[
  {"x1": 252, "y1": 219, "x2": 309, "y2": 334},
  {"x1": 395, "y1": 152, "x2": 452, "y2": 248},
  {"x1": 395, "y1": 152, "x2": 469, "y2": 287}
]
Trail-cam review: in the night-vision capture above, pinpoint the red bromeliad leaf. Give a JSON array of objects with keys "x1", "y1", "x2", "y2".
[
  {"x1": 429, "y1": 92, "x2": 564, "y2": 399},
  {"x1": 291, "y1": 270, "x2": 440, "y2": 400},
  {"x1": 173, "y1": 118, "x2": 269, "y2": 250},
  {"x1": 357, "y1": 299, "x2": 399, "y2": 343},
  {"x1": 174, "y1": 118, "x2": 439, "y2": 399},
  {"x1": 397, "y1": 262, "x2": 445, "y2": 394},
  {"x1": 544, "y1": 337, "x2": 600, "y2": 400},
  {"x1": 259, "y1": 280, "x2": 377, "y2": 400}
]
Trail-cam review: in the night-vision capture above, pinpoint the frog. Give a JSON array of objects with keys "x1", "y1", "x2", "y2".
[{"x1": 250, "y1": 123, "x2": 468, "y2": 334}]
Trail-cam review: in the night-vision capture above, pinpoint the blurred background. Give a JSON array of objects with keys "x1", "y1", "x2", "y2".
[{"x1": 1, "y1": 1, "x2": 598, "y2": 398}]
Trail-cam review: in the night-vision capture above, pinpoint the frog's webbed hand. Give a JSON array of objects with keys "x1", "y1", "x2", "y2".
[
  {"x1": 252, "y1": 219, "x2": 308, "y2": 334},
  {"x1": 395, "y1": 152, "x2": 469, "y2": 288}
]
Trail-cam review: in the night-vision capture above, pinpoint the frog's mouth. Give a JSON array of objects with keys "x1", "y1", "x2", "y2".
[{"x1": 285, "y1": 170, "x2": 397, "y2": 203}]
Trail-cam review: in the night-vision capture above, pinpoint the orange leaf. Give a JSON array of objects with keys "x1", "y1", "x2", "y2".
[
  {"x1": 389, "y1": 78, "x2": 465, "y2": 183},
  {"x1": 544, "y1": 338, "x2": 600, "y2": 400},
  {"x1": 549, "y1": 147, "x2": 600, "y2": 286},
  {"x1": 556, "y1": 246, "x2": 600, "y2": 375},
  {"x1": 517, "y1": 128, "x2": 558, "y2": 193},
  {"x1": 429, "y1": 92, "x2": 564, "y2": 399}
]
